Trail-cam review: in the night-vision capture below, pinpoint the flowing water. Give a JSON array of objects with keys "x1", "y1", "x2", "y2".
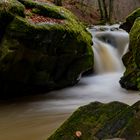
[{"x1": 0, "y1": 26, "x2": 140, "y2": 140}]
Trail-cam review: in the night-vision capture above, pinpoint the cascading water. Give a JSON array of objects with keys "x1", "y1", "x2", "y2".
[
  {"x1": 93, "y1": 38, "x2": 123, "y2": 73},
  {"x1": 0, "y1": 25, "x2": 140, "y2": 140},
  {"x1": 89, "y1": 25, "x2": 129, "y2": 74}
]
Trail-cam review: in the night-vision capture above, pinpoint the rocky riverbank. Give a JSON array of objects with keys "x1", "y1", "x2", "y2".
[
  {"x1": 120, "y1": 8, "x2": 140, "y2": 90},
  {"x1": 0, "y1": 0, "x2": 93, "y2": 98},
  {"x1": 48, "y1": 101, "x2": 140, "y2": 140},
  {"x1": 47, "y1": 8, "x2": 140, "y2": 140}
]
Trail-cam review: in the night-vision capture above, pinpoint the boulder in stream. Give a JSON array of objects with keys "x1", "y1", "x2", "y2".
[
  {"x1": 120, "y1": 8, "x2": 140, "y2": 32},
  {"x1": 48, "y1": 101, "x2": 140, "y2": 140},
  {"x1": 0, "y1": 0, "x2": 93, "y2": 98},
  {"x1": 120, "y1": 9, "x2": 140, "y2": 90}
]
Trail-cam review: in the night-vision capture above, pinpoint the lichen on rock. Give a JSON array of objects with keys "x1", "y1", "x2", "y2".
[
  {"x1": 0, "y1": 0, "x2": 93, "y2": 98},
  {"x1": 48, "y1": 101, "x2": 140, "y2": 140}
]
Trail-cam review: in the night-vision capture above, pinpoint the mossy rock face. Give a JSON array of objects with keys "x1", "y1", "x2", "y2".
[
  {"x1": 120, "y1": 8, "x2": 140, "y2": 33},
  {"x1": 48, "y1": 101, "x2": 140, "y2": 140},
  {"x1": 120, "y1": 17, "x2": 140, "y2": 90},
  {"x1": 0, "y1": 0, "x2": 93, "y2": 98}
]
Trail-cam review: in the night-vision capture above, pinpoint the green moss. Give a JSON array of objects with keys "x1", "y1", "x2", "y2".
[
  {"x1": 120, "y1": 8, "x2": 140, "y2": 32},
  {"x1": 0, "y1": 0, "x2": 93, "y2": 97},
  {"x1": 126, "y1": 8, "x2": 140, "y2": 27},
  {"x1": 48, "y1": 101, "x2": 140, "y2": 140},
  {"x1": 120, "y1": 11, "x2": 140, "y2": 90},
  {"x1": 0, "y1": 0, "x2": 25, "y2": 17},
  {"x1": 119, "y1": 101, "x2": 140, "y2": 140},
  {"x1": 19, "y1": 0, "x2": 67, "y2": 19},
  {"x1": 0, "y1": 0, "x2": 25, "y2": 43},
  {"x1": 129, "y1": 18, "x2": 140, "y2": 67}
]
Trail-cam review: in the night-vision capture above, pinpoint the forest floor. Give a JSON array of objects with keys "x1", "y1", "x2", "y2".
[
  {"x1": 63, "y1": 0, "x2": 100, "y2": 25},
  {"x1": 38, "y1": 0, "x2": 100, "y2": 25}
]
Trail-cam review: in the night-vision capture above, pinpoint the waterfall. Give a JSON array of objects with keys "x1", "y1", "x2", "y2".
[
  {"x1": 89, "y1": 27, "x2": 129, "y2": 74},
  {"x1": 1, "y1": 26, "x2": 140, "y2": 140},
  {"x1": 93, "y1": 38, "x2": 123, "y2": 73}
]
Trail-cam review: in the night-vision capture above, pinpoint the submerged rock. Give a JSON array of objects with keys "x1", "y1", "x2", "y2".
[
  {"x1": 48, "y1": 101, "x2": 140, "y2": 140},
  {"x1": 0, "y1": 0, "x2": 93, "y2": 98},
  {"x1": 120, "y1": 13, "x2": 140, "y2": 90}
]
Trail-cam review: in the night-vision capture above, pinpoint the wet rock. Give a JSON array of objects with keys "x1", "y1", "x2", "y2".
[
  {"x1": 48, "y1": 101, "x2": 140, "y2": 140},
  {"x1": 110, "y1": 27, "x2": 119, "y2": 31},
  {"x1": 120, "y1": 8, "x2": 140, "y2": 32},
  {"x1": 0, "y1": 0, "x2": 93, "y2": 98},
  {"x1": 120, "y1": 16, "x2": 140, "y2": 90}
]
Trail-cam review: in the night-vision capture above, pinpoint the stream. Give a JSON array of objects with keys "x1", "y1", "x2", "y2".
[{"x1": 0, "y1": 25, "x2": 140, "y2": 140}]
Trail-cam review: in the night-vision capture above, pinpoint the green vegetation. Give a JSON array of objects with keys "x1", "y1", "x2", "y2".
[
  {"x1": 120, "y1": 9, "x2": 140, "y2": 90},
  {"x1": 48, "y1": 101, "x2": 140, "y2": 140},
  {"x1": 120, "y1": 8, "x2": 140, "y2": 32},
  {"x1": 0, "y1": 0, "x2": 93, "y2": 98}
]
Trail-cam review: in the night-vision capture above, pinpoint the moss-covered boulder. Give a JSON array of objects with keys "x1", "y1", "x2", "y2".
[
  {"x1": 0, "y1": 0, "x2": 93, "y2": 98},
  {"x1": 48, "y1": 101, "x2": 140, "y2": 140},
  {"x1": 120, "y1": 8, "x2": 140, "y2": 32},
  {"x1": 120, "y1": 17, "x2": 140, "y2": 90}
]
